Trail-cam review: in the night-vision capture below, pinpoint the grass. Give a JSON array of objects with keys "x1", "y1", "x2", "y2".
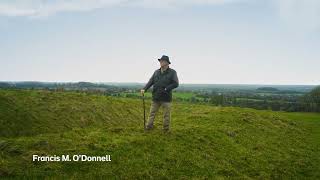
[{"x1": 0, "y1": 89, "x2": 319, "y2": 179}]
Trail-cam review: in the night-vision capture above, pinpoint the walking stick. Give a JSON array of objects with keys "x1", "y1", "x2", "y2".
[{"x1": 142, "y1": 93, "x2": 146, "y2": 131}]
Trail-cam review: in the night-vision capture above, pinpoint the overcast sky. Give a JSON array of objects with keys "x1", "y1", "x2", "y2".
[{"x1": 1, "y1": 0, "x2": 319, "y2": 85}]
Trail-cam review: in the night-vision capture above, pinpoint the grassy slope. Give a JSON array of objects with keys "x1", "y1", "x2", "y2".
[{"x1": 0, "y1": 89, "x2": 319, "y2": 179}]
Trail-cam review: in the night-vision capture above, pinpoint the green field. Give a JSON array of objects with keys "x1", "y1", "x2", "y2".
[{"x1": 0, "y1": 89, "x2": 319, "y2": 178}]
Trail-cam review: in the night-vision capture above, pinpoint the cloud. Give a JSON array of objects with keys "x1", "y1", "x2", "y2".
[
  {"x1": 272, "y1": 0, "x2": 320, "y2": 32},
  {"x1": 1, "y1": 0, "x2": 320, "y2": 33},
  {"x1": 0, "y1": 0, "x2": 245, "y2": 17},
  {"x1": 0, "y1": 0, "x2": 123, "y2": 17}
]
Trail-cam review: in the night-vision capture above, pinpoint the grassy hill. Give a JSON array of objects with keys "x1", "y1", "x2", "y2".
[{"x1": 0, "y1": 89, "x2": 319, "y2": 178}]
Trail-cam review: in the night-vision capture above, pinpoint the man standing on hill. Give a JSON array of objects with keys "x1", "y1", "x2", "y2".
[{"x1": 141, "y1": 55, "x2": 179, "y2": 132}]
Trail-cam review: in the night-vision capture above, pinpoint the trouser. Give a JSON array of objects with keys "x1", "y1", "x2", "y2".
[{"x1": 146, "y1": 101, "x2": 171, "y2": 130}]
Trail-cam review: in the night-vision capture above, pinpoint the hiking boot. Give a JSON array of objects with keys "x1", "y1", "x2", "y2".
[
  {"x1": 145, "y1": 126, "x2": 153, "y2": 131},
  {"x1": 163, "y1": 129, "x2": 170, "y2": 134}
]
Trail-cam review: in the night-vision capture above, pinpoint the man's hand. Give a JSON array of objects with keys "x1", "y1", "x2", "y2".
[{"x1": 140, "y1": 89, "x2": 145, "y2": 95}]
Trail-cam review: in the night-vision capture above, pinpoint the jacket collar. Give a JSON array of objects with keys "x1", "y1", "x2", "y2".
[{"x1": 160, "y1": 66, "x2": 170, "y2": 73}]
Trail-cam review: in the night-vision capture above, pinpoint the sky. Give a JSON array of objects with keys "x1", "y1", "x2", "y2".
[{"x1": 0, "y1": 0, "x2": 320, "y2": 85}]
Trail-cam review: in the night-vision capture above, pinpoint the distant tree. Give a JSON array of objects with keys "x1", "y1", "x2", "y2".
[
  {"x1": 190, "y1": 96, "x2": 196, "y2": 103},
  {"x1": 309, "y1": 86, "x2": 320, "y2": 103},
  {"x1": 301, "y1": 86, "x2": 320, "y2": 112},
  {"x1": 257, "y1": 87, "x2": 279, "y2": 92},
  {"x1": 0, "y1": 82, "x2": 11, "y2": 88}
]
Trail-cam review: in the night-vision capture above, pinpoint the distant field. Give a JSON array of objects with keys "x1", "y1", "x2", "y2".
[
  {"x1": 0, "y1": 89, "x2": 319, "y2": 178},
  {"x1": 120, "y1": 91, "x2": 202, "y2": 100},
  {"x1": 236, "y1": 97, "x2": 265, "y2": 102}
]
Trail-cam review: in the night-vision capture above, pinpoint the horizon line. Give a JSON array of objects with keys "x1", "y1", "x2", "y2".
[{"x1": 1, "y1": 81, "x2": 318, "y2": 86}]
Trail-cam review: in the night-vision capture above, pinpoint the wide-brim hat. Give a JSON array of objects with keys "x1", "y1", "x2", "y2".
[{"x1": 158, "y1": 55, "x2": 171, "y2": 64}]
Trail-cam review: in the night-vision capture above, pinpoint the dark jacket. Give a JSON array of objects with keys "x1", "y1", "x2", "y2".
[{"x1": 143, "y1": 67, "x2": 179, "y2": 102}]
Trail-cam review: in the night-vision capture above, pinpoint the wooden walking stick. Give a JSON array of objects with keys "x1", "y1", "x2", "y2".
[{"x1": 142, "y1": 92, "x2": 146, "y2": 131}]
